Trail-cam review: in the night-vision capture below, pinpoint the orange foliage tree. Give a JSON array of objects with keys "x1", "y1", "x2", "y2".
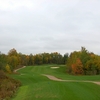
[{"x1": 71, "y1": 58, "x2": 84, "y2": 75}]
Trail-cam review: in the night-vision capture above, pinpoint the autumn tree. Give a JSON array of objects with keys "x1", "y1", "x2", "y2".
[
  {"x1": 42, "y1": 53, "x2": 49, "y2": 64},
  {"x1": 85, "y1": 54, "x2": 100, "y2": 75},
  {"x1": 7, "y1": 48, "x2": 21, "y2": 70},
  {"x1": 18, "y1": 53, "x2": 29, "y2": 66},
  {"x1": 8, "y1": 48, "x2": 17, "y2": 56},
  {"x1": 71, "y1": 58, "x2": 84, "y2": 75},
  {"x1": 28, "y1": 54, "x2": 34, "y2": 65},
  {"x1": 67, "y1": 51, "x2": 82, "y2": 74},
  {"x1": 5, "y1": 64, "x2": 11, "y2": 73},
  {"x1": 34, "y1": 54, "x2": 43, "y2": 65},
  {"x1": 67, "y1": 47, "x2": 100, "y2": 75}
]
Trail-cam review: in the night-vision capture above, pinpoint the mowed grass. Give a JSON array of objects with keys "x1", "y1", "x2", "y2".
[{"x1": 11, "y1": 65, "x2": 100, "y2": 100}]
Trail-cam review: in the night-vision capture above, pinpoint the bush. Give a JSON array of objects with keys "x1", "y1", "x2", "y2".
[{"x1": 0, "y1": 70, "x2": 21, "y2": 100}]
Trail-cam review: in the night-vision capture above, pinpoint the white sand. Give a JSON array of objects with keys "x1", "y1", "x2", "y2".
[{"x1": 51, "y1": 67, "x2": 59, "y2": 69}]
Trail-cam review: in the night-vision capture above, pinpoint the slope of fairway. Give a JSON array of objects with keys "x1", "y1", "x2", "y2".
[{"x1": 11, "y1": 65, "x2": 100, "y2": 100}]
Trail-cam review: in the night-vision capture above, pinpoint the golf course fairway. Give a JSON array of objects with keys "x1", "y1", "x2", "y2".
[{"x1": 11, "y1": 65, "x2": 100, "y2": 100}]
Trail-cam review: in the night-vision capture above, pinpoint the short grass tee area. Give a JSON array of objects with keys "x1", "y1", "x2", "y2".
[{"x1": 11, "y1": 65, "x2": 100, "y2": 100}]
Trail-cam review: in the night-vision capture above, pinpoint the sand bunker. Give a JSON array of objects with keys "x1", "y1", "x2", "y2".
[
  {"x1": 42, "y1": 74, "x2": 100, "y2": 86},
  {"x1": 51, "y1": 67, "x2": 59, "y2": 69}
]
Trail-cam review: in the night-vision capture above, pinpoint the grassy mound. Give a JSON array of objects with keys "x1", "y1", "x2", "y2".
[{"x1": 0, "y1": 70, "x2": 21, "y2": 100}]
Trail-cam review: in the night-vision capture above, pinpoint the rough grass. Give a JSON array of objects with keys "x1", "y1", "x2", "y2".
[
  {"x1": 11, "y1": 65, "x2": 100, "y2": 100},
  {"x1": 0, "y1": 70, "x2": 21, "y2": 100}
]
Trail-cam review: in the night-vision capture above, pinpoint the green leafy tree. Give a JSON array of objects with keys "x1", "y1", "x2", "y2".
[{"x1": 63, "y1": 53, "x2": 68, "y2": 64}]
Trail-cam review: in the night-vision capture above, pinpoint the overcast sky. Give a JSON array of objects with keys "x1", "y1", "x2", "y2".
[{"x1": 0, "y1": 0, "x2": 100, "y2": 55}]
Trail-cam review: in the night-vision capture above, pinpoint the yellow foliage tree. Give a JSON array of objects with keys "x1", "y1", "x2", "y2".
[{"x1": 5, "y1": 64, "x2": 11, "y2": 73}]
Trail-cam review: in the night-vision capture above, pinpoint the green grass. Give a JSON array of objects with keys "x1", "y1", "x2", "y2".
[{"x1": 11, "y1": 65, "x2": 100, "y2": 100}]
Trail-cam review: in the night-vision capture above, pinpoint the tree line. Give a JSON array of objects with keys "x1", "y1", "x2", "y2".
[
  {"x1": 0, "y1": 48, "x2": 68, "y2": 73},
  {"x1": 0, "y1": 47, "x2": 100, "y2": 75}
]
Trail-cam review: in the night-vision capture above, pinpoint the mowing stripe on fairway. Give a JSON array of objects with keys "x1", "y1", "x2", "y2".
[{"x1": 11, "y1": 65, "x2": 100, "y2": 100}]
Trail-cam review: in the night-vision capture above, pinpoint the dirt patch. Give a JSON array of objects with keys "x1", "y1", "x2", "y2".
[{"x1": 42, "y1": 74, "x2": 100, "y2": 86}]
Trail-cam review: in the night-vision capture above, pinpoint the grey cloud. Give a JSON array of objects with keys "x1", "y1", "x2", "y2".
[{"x1": 0, "y1": 0, "x2": 100, "y2": 55}]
